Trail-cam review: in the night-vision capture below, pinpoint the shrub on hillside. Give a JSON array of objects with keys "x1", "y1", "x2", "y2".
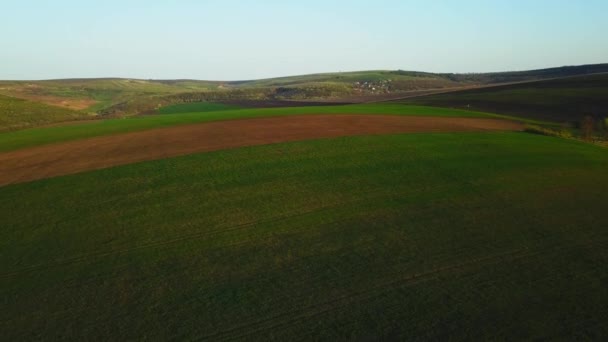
[
  {"x1": 524, "y1": 125, "x2": 574, "y2": 139},
  {"x1": 581, "y1": 115, "x2": 596, "y2": 141}
]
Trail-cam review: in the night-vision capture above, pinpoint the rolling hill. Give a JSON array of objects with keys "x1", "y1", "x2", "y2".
[
  {"x1": 0, "y1": 94, "x2": 91, "y2": 131},
  {"x1": 395, "y1": 73, "x2": 608, "y2": 123},
  {"x1": 1, "y1": 64, "x2": 607, "y2": 130}
]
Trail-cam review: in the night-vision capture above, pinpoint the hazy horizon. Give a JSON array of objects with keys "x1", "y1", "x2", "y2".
[
  {"x1": 2, "y1": 63, "x2": 607, "y2": 83},
  {"x1": 2, "y1": 0, "x2": 607, "y2": 80}
]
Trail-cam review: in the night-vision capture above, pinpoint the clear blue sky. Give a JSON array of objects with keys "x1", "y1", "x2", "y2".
[{"x1": 2, "y1": 0, "x2": 607, "y2": 80}]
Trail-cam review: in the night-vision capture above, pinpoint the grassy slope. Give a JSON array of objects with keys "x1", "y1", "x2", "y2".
[
  {"x1": 2, "y1": 72, "x2": 447, "y2": 117},
  {"x1": 0, "y1": 64, "x2": 605, "y2": 132},
  {"x1": 232, "y1": 70, "x2": 463, "y2": 89},
  {"x1": 0, "y1": 94, "x2": 88, "y2": 131},
  {"x1": 0, "y1": 104, "x2": 518, "y2": 152},
  {"x1": 229, "y1": 64, "x2": 608, "y2": 87},
  {"x1": 2, "y1": 132, "x2": 608, "y2": 340},
  {"x1": 0, "y1": 79, "x2": 220, "y2": 114},
  {"x1": 398, "y1": 74, "x2": 608, "y2": 123}
]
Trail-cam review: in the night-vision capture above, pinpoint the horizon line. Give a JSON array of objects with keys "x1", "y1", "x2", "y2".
[{"x1": 2, "y1": 62, "x2": 607, "y2": 83}]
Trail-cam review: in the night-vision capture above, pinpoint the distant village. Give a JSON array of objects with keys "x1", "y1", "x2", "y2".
[{"x1": 353, "y1": 79, "x2": 392, "y2": 94}]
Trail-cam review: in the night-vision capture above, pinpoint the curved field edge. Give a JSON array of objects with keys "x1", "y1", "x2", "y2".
[
  {"x1": 0, "y1": 104, "x2": 534, "y2": 152},
  {"x1": 2, "y1": 132, "x2": 608, "y2": 339},
  {"x1": 0, "y1": 116, "x2": 523, "y2": 186}
]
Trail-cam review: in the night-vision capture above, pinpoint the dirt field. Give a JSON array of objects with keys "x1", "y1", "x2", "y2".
[{"x1": 0, "y1": 115, "x2": 523, "y2": 186}]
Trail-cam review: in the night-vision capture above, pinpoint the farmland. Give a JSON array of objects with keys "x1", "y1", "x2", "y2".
[
  {"x1": 2, "y1": 129, "x2": 608, "y2": 340},
  {"x1": 1, "y1": 64, "x2": 607, "y2": 131},
  {"x1": 0, "y1": 115, "x2": 523, "y2": 186},
  {"x1": 0, "y1": 104, "x2": 520, "y2": 152},
  {"x1": 2, "y1": 67, "x2": 608, "y2": 341},
  {"x1": 398, "y1": 73, "x2": 608, "y2": 123},
  {"x1": 4, "y1": 0, "x2": 608, "y2": 339}
]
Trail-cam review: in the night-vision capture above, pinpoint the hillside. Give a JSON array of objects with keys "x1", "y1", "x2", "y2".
[
  {"x1": 0, "y1": 94, "x2": 90, "y2": 131},
  {"x1": 1, "y1": 64, "x2": 607, "y2": 129},
  {"x1": 396, "y1": 73, "x2": 608, "y2": 123},
  {"x1": 434, "y1": 63, "x2": 608, "y2": 84},
  {"x1": 93, "y1": 64, "x2": 608, "y2": 117},
  {"x1": 228, "y1": 64, "x2": 608, "y2": 87},
  {"x1": 0, "y1": 78, "x2": 218, "y2": 112}
]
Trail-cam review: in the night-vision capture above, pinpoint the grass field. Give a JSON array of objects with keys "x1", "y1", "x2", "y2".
[
  {"x1": 0, "y1": 104, "x2": 527, "y2": 152},
  {"x1": 157, "y1": 102, "x2": 243, "y2": 114},
  {"x1": 2, "y1": 132, "x2": 608, "y2": 340}
]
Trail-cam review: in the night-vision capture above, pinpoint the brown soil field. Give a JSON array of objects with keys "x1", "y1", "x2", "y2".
[{"x1": 0, "y1": 115, "x2": 523, "y2": 186}]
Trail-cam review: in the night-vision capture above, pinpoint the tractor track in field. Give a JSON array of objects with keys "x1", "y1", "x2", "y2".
[
  {"x1": 207, "y1": 237, "x2": 608, "y2": 341},
  {"x1": 199, "y1": 238, "x2": 607, "y2": 341},
  {"x1": 0, "y1": 115, "x2": 523, "y2": 186}
]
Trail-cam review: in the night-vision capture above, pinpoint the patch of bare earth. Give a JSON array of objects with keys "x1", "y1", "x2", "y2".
[
  {"x1": 1, "y1": 92, "x2": 97, "y2": 110},
  {"x1": 0, "y1": 115, "x2": 523, "y2": 186}
]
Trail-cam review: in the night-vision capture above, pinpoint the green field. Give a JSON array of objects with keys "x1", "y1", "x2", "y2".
[
  {"x1": 1, "y1": 91, "x2": 606, "y2": 340},
  {"x1": 0, "y1": 104, "x2": 520, "y2": 152},
  {"x1": 2, "y1": 1, "x2": 607, "y2": 339},
  {"x1": 157, "y1": 102, "x2": 243, "y2": 114},
  {"x1": 2, "y1": 132, "x2": 608, "y2": 340}
]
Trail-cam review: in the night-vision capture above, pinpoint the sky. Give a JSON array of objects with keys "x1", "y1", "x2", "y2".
[{"x1": 1, "y1": 0, "x2": 607, "y2": 80}]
